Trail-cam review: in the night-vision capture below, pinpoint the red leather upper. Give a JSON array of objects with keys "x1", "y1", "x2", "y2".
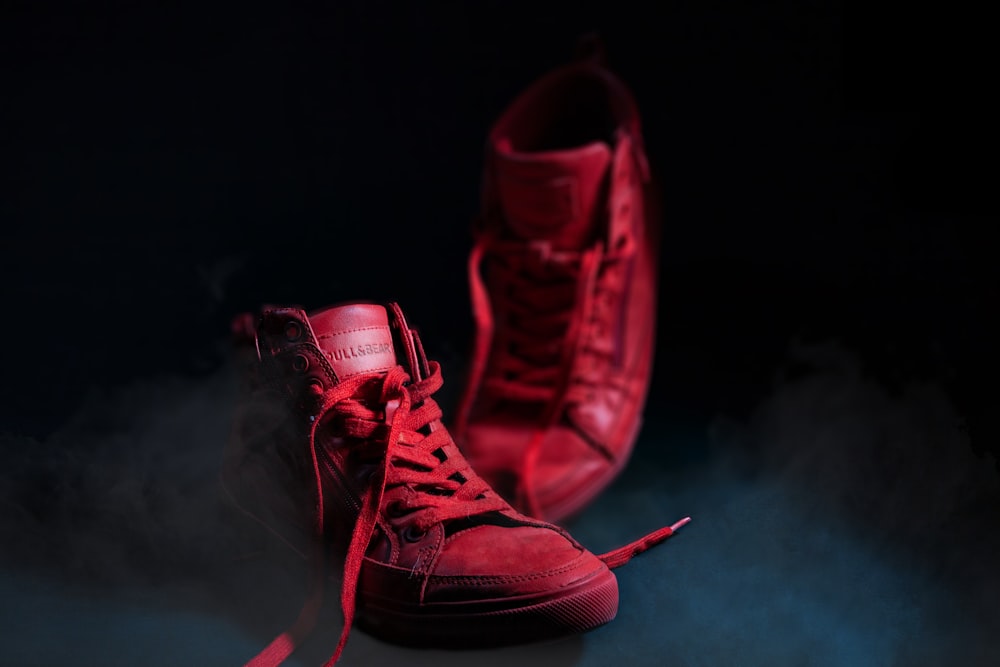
[
  {"x1": 223, "y1": 301, "x2": 616, "y2": 658},
  {"x1": 455, "y1": 57, "x2": 660, "y2": 523}
]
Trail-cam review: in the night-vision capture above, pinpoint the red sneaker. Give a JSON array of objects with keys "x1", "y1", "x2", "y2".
[
  {"x1": 222, "y1": 302, "x2": 685, "y2": 666},
  {"x1": 452, "y1": 44, "x2": 661, "y2": 523}
]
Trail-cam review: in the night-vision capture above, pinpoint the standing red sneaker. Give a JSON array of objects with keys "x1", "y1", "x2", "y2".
[
  {"x1": 453, "y1": 43, "x2": 661, "y2": 523},
  {"x1": 222, "y1": 302, "x2": 684, "y2": 666}
]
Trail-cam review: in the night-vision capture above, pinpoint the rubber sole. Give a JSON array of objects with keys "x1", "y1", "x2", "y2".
[
  {"x1": 223, "y1": 475, "x2": 620, "y2": 649},
  {"x1": 355, "y1": 566, "x2": 619, "y2": 648}
]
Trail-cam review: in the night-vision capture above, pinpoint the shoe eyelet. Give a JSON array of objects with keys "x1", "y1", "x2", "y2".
[
  {"x1": 292, "y1": 354, "x2": 309, "y2": 372},
  {"x1": 285, "y1": 321, "x2": 302, "y2": 341},
  {"x1": 402, "y1": 524, "x2": 426, "y2": 542},
  {"x1": 307, "y1": 378, "x2": 324, "y2": 395}
]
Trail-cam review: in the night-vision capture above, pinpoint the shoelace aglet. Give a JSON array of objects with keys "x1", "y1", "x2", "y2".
[{"x1": 597, "y1": 515, "x2": 693, "y2": 569}]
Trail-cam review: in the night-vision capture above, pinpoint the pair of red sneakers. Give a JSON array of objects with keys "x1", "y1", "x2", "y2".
[{"x1": 223, "y1": 43, "x2": 688, "y2": 667}]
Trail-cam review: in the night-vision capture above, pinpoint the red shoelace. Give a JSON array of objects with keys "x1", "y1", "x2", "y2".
[
  {"x1": 457, "y1": 233, "x2": 635, "y2": 517},
  {"x1": 245, "y1": 360, "x2": 689, "y2": 667},
  {"x1": 246, "y1": 362, "x2": 506, "y2": 667}
]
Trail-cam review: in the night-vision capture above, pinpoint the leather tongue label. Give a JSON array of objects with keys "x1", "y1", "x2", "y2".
[
  {"x1": 493, "y1": 141, "x2": 612, "y2": 248},
  {"x1": 497, "y1": 173, "x2": 578, "y2": 230},
  {"x1": 308, "y1": 304, "x2": 397, "y2": 379}
]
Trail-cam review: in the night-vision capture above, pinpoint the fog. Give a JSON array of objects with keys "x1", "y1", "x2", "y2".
[{"x1": 1, "y1": 339, "x2": 997, "y2": 666}]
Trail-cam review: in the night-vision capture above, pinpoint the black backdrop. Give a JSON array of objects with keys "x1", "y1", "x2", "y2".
[
  {"x1": 1, "y1": 3, "x2": 999, "y2": 663},
  {"x1": 0, "y1": 2, "x2": 997, "y2": 456},
  {"x1": 2, "y1": 1, "x2": 995, "y2": 451}
]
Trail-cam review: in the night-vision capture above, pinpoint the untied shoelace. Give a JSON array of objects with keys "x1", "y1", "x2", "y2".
[{"x1": 245, "y1": 362, "x2": 689, "y2": 667}]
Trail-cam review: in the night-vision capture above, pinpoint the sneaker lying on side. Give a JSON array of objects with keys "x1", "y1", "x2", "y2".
[{"x1": 222, "y1": 301, "x2": 687, "y2": 666}]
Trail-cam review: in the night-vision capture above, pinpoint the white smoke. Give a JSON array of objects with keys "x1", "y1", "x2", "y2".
[{"x1": 572, "y1": 339, "x2": 1000, "y2": 667}]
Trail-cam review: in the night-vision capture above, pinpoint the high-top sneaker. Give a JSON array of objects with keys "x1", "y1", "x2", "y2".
[
  {"x1": 222, "y1": 301, "x2": 686, "y2": 666},
  {"x1": 452, "y1": 43, "x2": 661, "y2": 523}
]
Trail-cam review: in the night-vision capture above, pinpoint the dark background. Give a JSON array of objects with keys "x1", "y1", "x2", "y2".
[
  {"x1": 2, "y1": 1, "x2": 996, "y2": 446},
  {"x1": 2, "y1": 1, "x2": 998, "y2": 665}
]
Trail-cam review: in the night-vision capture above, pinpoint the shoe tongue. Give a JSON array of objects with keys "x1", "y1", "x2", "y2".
[
  {"x1": 307, "y1": 303, "x2": 398, "y2": 380},
  {"x1": 493, "y1": 139, "x2": 612, "y2": 249}
]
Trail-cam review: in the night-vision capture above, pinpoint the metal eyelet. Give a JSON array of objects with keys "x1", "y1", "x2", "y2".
[
  {"x1": 402, "y1": 524, "x2": 426, "y2": 542},
  {"x1": 292, "y1": 354, "x2": 309, "y2": 372},
  {"x1": 285, "y1": 321, "x2": 302, "y2": 341}
]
